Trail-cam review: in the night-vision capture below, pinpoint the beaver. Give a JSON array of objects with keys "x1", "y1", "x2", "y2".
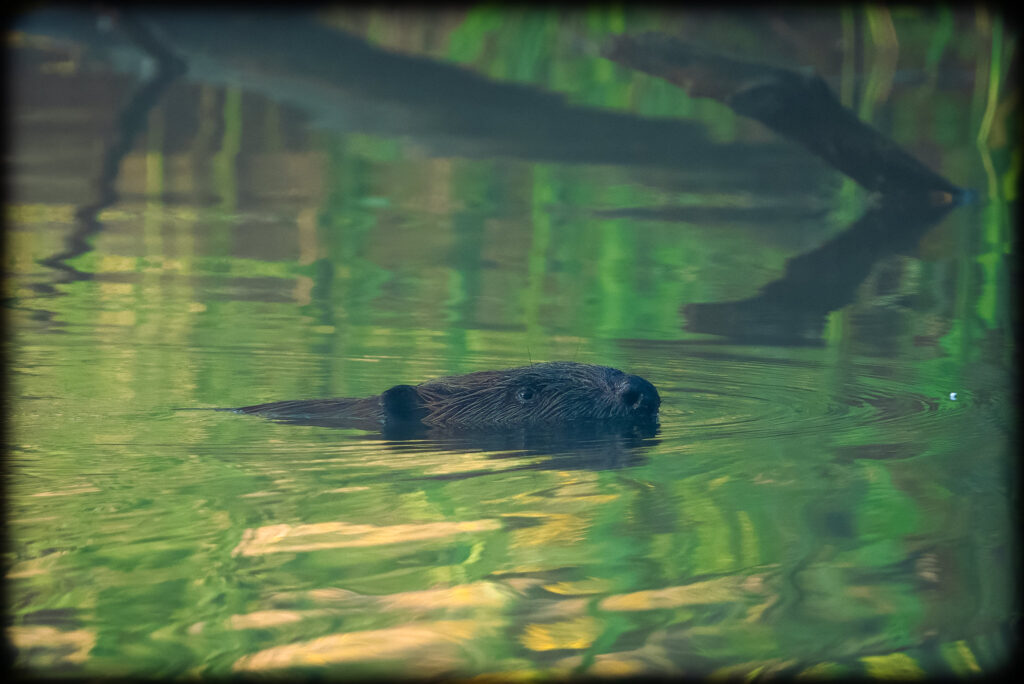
[{"x1": 227, "y1": 362, "x2": 660, "y2": 431}]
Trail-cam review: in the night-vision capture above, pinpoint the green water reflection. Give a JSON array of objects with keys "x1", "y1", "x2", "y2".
[{"x1": 7, "y1": 7, "x2": 1016, "y2": 678}]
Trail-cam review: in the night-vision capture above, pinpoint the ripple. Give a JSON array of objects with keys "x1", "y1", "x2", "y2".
[{"x1": 657, "y1": 352, "x2": 981, "y2": 445}]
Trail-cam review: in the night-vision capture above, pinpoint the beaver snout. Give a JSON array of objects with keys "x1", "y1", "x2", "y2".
[{"x1": 615, "y1": 374, "x2": 661, "y2": 416}]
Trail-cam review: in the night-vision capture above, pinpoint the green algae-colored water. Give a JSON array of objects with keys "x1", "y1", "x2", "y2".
[{"x1": 7, "y1": 8, "x2": 1015, "y2": 678}]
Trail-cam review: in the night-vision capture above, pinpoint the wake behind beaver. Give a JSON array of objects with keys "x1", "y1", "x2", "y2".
[{"x1": 226, "y1": 362, "x2": 660, "y2": 432}]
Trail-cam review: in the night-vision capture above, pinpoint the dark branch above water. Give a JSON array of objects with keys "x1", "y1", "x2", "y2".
[
  {"x1": 600, "y1": 33, "x2": 968, "y2": 344},
  {"x1": 603, "y1": 33, "x2": 964, "y2": 198},
  {"x1": 129, "y1": 11, "x2": 747, "y2": 171}
]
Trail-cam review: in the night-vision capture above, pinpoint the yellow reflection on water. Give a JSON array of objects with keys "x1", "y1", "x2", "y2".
[
  {"x1": 232, "y1": 518, "x2": 501, "y2": 556},
  {"x1": 233, "y1": 619, "x2": 492, "y2": 672}
]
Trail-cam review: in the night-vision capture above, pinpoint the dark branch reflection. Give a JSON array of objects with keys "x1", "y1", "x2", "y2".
[
  {"x1": 31, "y1": 11, "x2": 184, "y2": 296},
  {"x1": 682, "y1": 200, "x2": 955, "y2": 344}
]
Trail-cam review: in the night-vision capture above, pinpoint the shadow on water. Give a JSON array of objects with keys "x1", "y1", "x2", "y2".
[
  {"x1": 389, "y1": 423, "x2": 659, "y2": 476},
  {"x1": 23, "y1": 10, "x2": 968, "y2": 350},
  {"x1": 204, "y1": 413, "x2": 661, "y2": 474}
]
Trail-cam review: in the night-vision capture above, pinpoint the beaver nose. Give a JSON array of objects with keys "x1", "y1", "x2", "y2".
[{"x1": 618, "y1": 374, "x2": 661, "y2": 414}]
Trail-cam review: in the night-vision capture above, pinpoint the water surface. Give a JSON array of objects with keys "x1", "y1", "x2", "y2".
[{"x1": 7, "y1": 8, "x2": 1016, "y2": 678}]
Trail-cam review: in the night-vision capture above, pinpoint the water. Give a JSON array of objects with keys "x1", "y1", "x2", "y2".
[{"x1": 7, "y1": 8, "x2": 1016, "y2": 678}]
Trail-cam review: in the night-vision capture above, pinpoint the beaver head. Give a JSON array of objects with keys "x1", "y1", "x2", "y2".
[{"x1": 380, "y1": 362, "x2": 660, "y2": 429}]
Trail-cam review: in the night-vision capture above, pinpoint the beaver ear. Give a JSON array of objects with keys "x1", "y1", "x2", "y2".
[{"x1": 380, "y1": 384, "x2": 429, "y2": 423}]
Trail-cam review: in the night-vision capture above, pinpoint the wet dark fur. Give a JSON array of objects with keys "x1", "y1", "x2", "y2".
[{"x1": 230, "y1": 362, "x2": 660, "y2": 431}]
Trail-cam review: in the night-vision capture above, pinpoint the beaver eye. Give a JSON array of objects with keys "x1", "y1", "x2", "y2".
[{"x1": 516, "y1": 388, "x2": 536, "y2": 402}]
